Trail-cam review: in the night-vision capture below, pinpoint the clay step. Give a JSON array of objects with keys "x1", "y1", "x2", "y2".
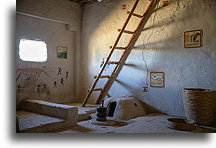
[{"x1": 61, "y1": 103, "x2": 98, "y2": 122}]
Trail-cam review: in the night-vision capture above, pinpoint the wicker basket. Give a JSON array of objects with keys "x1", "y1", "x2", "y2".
[{"x1": 183, "y1": 88, "x2": 216, "y2": 126}]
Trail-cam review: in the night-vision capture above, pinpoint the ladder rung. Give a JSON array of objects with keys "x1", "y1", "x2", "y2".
[
  {"x1": 118, "y1": 29, "x2": 135, "y2": 34},
  {"x1": 93, "y1": 88, "x2": 103, "y2": 91},
  {"x1": 108, "y1": 61, "x2": 119, "y2": 64},
  {"x1": 109, "y1": 46, "x2": 127, "y2": 50},
  {"x1": 115, "y1": 47, "x2": 127, "y2": 50},
  {"x1": 132, "y1": 13, "x2": 143, "y2": 18},
  {"x1": 88, "y1": 88, "x2": 103, "y2": 92},
  {"x1": 127, "y1": 11, "x2": 143, "y2": 18},
  {"x1": 94, "y1": 75, "x2": 110, "y2": 79}
]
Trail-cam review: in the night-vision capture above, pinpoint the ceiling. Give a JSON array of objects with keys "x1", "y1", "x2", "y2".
[{"x1": 70, "y1": 0, "x2": 102, "y2": 4}]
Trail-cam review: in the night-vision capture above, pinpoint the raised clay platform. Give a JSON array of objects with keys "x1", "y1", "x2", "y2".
[
  {"x1": 17, "y1": 99, "x2": 78, "y2": 133},
  {"x1": 17, "y1": 110, "x2": 71, "y2": 133},
  {"x1": 19, "y1": 99, "x2": 78, "y2": 122}
]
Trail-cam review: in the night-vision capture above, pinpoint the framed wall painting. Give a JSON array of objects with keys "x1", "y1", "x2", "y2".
[
  {"x1": 184, "y1": 29, "x2": 203, "y2": 48},
  {"x1": 57, "y1": 46, "x2": 67, "y2": 59},
  {"x1": 150, "y1": 72, "x2": 164, "y2": 88}
]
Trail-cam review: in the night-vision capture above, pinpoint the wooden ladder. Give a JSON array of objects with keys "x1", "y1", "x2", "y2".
[{"x1": 82, "y1": 0, "x2": 159, "y2": 107}]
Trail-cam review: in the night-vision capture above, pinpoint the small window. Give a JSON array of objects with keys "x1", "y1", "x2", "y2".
[{"x1": 19, "y1": 39, "x2": 47, "y2": 62}]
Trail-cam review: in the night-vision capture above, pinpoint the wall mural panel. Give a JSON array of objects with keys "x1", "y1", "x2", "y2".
[
  {"x1": 16, "y1": 67, "x2": 70, "y2": 94},
  {"x1": 16, "y1": 68, "x2": 49, "y2": 88}
]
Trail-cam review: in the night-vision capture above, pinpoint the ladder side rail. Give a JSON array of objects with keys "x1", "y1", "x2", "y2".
[
  {"x1": 109, "y1": 0, "x2": 157, "y2": 78},
  {"x1": 96, "y1": 0, "x2": 140, "y2": 79},
  {"x1": 96, "y1": 0, "x2": 159, "y2": 104},
  {"x1": 82, "y1": 0, "x2": 140, "y2": 107}
]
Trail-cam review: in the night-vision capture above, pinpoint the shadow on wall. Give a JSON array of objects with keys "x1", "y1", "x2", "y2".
[
  {"x1": 80, "y1": 0, "x2": 173, "y2": 103},
  {"x1": 133, "y1": 33, "x2": 182, "y2": 51},
  {"x1": 82, "y1": 1, "x2": 164, "y2": 104},
  {"x1": 134, "y1": 0, "x2": 198, "y2": 51},
  {"x1": 80, "y1": 0, "x2": 216, "y2": 112},
  {"x1": 120, "y1": 0, "x2": 215, "y2": 115}
]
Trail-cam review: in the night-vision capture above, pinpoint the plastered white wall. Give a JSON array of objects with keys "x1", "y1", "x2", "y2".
[
  {"x1": 16, "y1": 0, "x2": 82, "y2": 104},
  {"x1": 80, "y1": 0, "x2": 216, "y2": 116}
]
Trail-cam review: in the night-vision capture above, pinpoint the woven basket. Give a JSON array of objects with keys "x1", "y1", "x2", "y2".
[{"x1": 183, "y1": 88, "x2": 216, "y2": 126}]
